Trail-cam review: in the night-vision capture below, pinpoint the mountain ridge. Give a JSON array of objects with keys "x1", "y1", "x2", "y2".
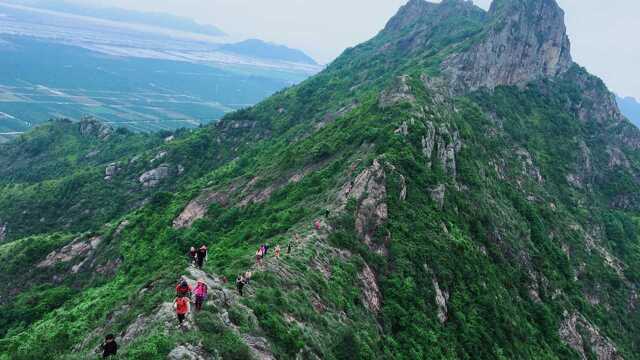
[{"x1": 0, "y1": 0, "x2": 639, "y2": 359}]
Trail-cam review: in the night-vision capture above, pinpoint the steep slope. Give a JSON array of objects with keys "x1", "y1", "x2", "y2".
[{"x1": 1, "y1": 0, "x2": 639, "y2": 359}]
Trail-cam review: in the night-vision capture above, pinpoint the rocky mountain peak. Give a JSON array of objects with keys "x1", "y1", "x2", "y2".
[
  {"x1": 442, "y1": 0, "x2": 572, "y2": 91},
  {"x1": 384, "y1": 0, "x2": 484, "y2": 35}
]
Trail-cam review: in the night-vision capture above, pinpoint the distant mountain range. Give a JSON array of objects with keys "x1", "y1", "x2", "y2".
[
  {"x1": 4, "y1": 0, "x2": 226, "y2": 36},
  {"x1": 617, "y1": 96, "x2": 640, "y2": 128},
  {"x1": 221, "y1": 39, "x2": 318, "y2": 65}
]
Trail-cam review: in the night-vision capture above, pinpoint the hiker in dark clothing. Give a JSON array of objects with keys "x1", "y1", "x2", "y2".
[
  {"x1": 100, "y1": 334, "x2": 118, "y2": 358},
  {"x1": 287, "y1": 242, "x2": 292, "y2": 255},
  {"x1": 196, "y1": 245, "x2": 208, "y2": 269},
  {"x1": 176, "y1": 279, "x2": 192, "y2": 299},
  {"x1": 236, "y1": 274, "x2": 245, "y2": 296},
  {"x1": 187, "y1": 247, "x2": 197, "y2": 266}
]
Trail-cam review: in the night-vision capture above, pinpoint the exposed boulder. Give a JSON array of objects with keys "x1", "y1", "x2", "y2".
[
  {"x1": 442, "y1": 0, "x2": 572, "y2": 92},
  {"x1": 139, "y1": 164, "x2": 170, "y2": 187},
  {"x1": 559, "y1": 312, "x2": 623, "y2": 360},
  {"x1": 173, "y1": 190, "x2": 230, "y2": 229},
  {"x1": 104, "y1": 163, "x2": 120, "y2": 181}
]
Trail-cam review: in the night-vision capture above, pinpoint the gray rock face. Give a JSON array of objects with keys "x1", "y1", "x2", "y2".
[
  {"x1": 0, "y1": 222, "x2": 6, "y2": 242},
  {"x1": 37, "y1": 236, "x2": 102, "y2": 272},
  {"x1": 351, "y1": 159, "x2": 388, "y2": 254},
  {"x1": 422, "y1": 122, "x2": 461, "y2": 176},
  {"x1": 79, "y1": 117, "x2": 112, "y2": 140},
  {"x1": 559, "y1": 312, "x2": 623, "y2": 360},
  {"x1": 139, "y1": 165, "x2": 170, "y2": 187},
  {"x1": 358, "y1": 263, "x2": 381, "y2": 313},
  {"x1": 173, "y1": 190, "x2": 230, "y2": 229},
  {"x1": 104, "y1": 163, "x2": 120, "y2": 181},
  {"x1": 432, "y1": 276, "x2": 449, "y2": 324},
  {"x1": 442, "y1": 0, "x2": 572, "y2": 92},
  {"x1": 167, "y1": 344, "x2": 210, "y2": 360}
]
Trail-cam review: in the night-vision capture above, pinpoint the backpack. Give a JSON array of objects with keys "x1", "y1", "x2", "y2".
[
  {"x1": 176, "y1": 297, "x2": 189, "y2": 314},
  {"x1": 195, "y1": 283, "x2": 208, "y2": 297}
]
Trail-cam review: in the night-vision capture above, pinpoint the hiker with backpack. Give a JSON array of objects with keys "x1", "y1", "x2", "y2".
[
  {"x1": 187, "y1": 246, "x2": 197, "y2": 266},
  {"x1": 176, "y1": 278, "x2": 192, "y2": 299},
  {"x1": 275, "y1": 245, "x2": 281, "y2": 258},
  {"x1": 194, "y1": 279, "x2": 208, "y2": 311},
  {"x1": 196, "y1": 245, "x2": 208, "y2": 269},
  {"x1": 100, "y1": 334, "x2": 118, "y2": 358},
  {"x1": 236, "y1": 274, "x2": 246, "y2": 296},
  {"x1": 174, "y1": 295, "x2": 190, "y2": 327}
]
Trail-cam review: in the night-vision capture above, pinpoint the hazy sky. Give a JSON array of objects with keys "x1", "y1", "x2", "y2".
[{"x1": 70, "y1": 0, "x2": 639, "y2": 99}]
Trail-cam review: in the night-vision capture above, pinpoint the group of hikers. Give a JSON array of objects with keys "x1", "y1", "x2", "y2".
[
  {"x1": 173, "y1": 277, "x2": 209, "y2": 327},
  {"x1": 187, "y1": 245, "x2": 208, "y2": 269},
  {"x1": 100, "y1": 227, "x2": 312, "y2": 357}
]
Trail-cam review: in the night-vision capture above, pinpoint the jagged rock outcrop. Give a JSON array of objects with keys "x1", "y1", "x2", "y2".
[
  {"x1": 559, "y1": 312, "x2": 623, "y2": 360},
  {"x1": 37, "y1": 236, "x2": 102, "y2": 271},
  {"x1": 442, "y1": 0, "x2": 572, "y2": 92},
  {"x1": 350, "y1": 159, "x2": 388, "y2": 254},
  {"x1": 173, "y1": 190, "x2": 231, "y2": 229},
  {"x1": 79, "y1": 117, "x2": 112, "y2": 140},
  {"x1": 358, "y1": 264, "x2": 382, "y2": 313},
  {"x1": 139, "y1": 164, "x2": 170, "y2": 187},
  {"x1": 422, "y1": 122, "x2": 461, "y2": 176},
  {"x1": 104, "y1": 163, "x2": 120, "y2": 181},
  {"x1": 432, "y1": 275, "x2": 449, "y2": 324}
]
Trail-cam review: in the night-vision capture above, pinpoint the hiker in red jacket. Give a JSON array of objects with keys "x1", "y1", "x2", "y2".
[{"x1": 174, "y1": 295, "x2": 190, "y2": 327}]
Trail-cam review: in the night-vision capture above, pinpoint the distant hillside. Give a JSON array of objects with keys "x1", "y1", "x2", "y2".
[
  {"x1": 6, "y1": 0, "x2": 225, "y2": 36},
  {"x1": 617, "y1": 96, "x2": 640, "y2": 128},
  {"x1": 221, "y1": 39, "x2": 318, "y2": 65}
]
